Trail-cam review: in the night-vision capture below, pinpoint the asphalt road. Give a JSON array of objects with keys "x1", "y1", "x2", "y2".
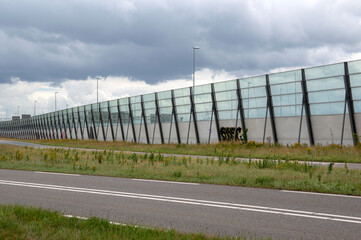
[
  {"x1": 0, "y1": 169, "x2": 360, "y2": 239},
  {"x1": 1, "y1": 139, "x2": 361, "y2": 170}
]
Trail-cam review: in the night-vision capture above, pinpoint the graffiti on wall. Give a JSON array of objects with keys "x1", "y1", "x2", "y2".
[{"x1": 220, "y1": 127, "x2": 243, "y2": 141}]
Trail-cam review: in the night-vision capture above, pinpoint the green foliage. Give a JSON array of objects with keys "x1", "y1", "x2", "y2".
[
  {"x1": 1, "y1": 205, "x2": 248, "y2": 240},
  {"x1": 328, "y1": 163, "x2": 334, "y2": 174},
  {"x1": 15, "y1": 150, "x2": 23, "y2": 161},
  {"x1": 0, "y1": 143, "x2": 360, "y2": 196}
]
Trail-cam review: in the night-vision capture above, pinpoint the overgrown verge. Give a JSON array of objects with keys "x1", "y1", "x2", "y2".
[
  {"x1": 0, "y1": 205, "x2": 258, "y2": 240},
  {"x1": 20, "y1": 139, "x2": 361, "y2": 163},
  {"x1": 0, "y1": 145, "x2": 360, "y2": 195}
]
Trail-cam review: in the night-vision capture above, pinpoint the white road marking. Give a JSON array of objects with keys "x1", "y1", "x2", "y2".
[
  {"x1": 64, "y1": 214, "x2": 149, "y2": 228},
  {"x1": 281, "y1": 190, "x2": 361, "y2": 199},
  {"x1": 35, "y1": 172, "x2": 81, "y2": 177},
  {"x1": 132, "y1": 179, "x2": 199, "y2": 185},
  {"x1": 1, "y1": 179, "x2": 361, "y2": 224}
]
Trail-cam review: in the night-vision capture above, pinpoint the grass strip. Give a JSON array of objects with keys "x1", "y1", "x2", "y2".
[
  {"x1": 0, "y1": 205, "x2": 262, "y2": 240},
  {"x1": 0, "y1": 145, "x2": 360, "y2": 195},
  {"x1": 18, "y1": 138, "x2": 361, "y2": 163}
]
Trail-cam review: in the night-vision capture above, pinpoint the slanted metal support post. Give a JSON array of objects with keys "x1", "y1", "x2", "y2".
[
  {"x1": 265, "y1": 74, "x2": 278, "y2": 144},
  {"x1": 301, "y1": 69, "x2": 314, "y2": 146},
  {"x1": 140, "y1": 95, "x2": 150, "y2": 144},
  {"x1": 189, "y1": 87, "x2": 200, "y2": 144},
  {"x1": 128, "y1": 98, "x2": 137, "y2": 143},
  {"x1": 344, "y1": 62, "x2": 358, "y2": 145},
  {"x1": 171, "y1": 90, "x2": 181, "y2": 144},
  {"x1": 108, "y1": 101, "x2": 115, "y2": 141},
  {"x1": 117, "y1": 99, "x2": 125, "y2": 141},
  {"x1": 155, "y1": 93, "x2": 164, "y2": 144},
  {"x1": 98, "y1": 104, "x2": 106, "y2": 141},
  {"x1": 211, "y1": 83, "x2": 221, "y2": 142}
]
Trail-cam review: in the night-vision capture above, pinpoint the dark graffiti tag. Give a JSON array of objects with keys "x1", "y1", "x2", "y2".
[{"x1": 220, "y1": 127, "x2": 242, "y2": 141}]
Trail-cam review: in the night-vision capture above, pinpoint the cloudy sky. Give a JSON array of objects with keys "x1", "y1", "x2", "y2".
[{"x1": 1, "y1": 0, "x2": 361, "y2": 119}]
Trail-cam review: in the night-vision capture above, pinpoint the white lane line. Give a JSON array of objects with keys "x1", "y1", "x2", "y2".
[
  {"x1": 132, "y1": 179, "x2": 199, "y2": 185},
  {"x1": 281, "y1": 190, "x2": 361, "y2": 199},
  {"x1": 64, "y1": 214, "x2": 150, "y2": 228},
  {"x1": 1, "y1": 179, "x2": 361, "y2": 224},
  {"x1": 2, "y1": 179, "x2": 361, "y2": 221},
  {"x1": 35, "y1": 172, "x2": 81, "y2": 177}
]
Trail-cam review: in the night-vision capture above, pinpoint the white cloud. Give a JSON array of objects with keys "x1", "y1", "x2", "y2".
[{"x1": 0, "y1": 68, "x2": 238, "y2": 119}]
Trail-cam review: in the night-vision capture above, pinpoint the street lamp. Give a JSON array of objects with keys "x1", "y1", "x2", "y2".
[
  {"x1": 192, "y1": 46, "x2": 200, "y2": 88},
  {"x1": 96, "y1": 77, "x2": 102, "y2": 103},
  {"x1": 34, "y1": 101, "x2": 37, "y2": 116},
  {"x1": 55, "y1": 92, "x2": 59, "y2": 111},
  {"x1": 6, "y1": 109, "x2": 8, "y2": 120},
  {"x1": 17, "y1": 106, "x2": 20, "y2": 116}
]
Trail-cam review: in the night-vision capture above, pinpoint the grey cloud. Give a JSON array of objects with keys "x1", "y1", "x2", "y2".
[{"x1": 1, "y1": 0, "x2": 361, "y2": 84}]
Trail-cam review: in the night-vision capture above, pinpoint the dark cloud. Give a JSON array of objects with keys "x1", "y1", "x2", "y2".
[{"x1": 1, "y1": 0, "x2": 361, "y2": 84}]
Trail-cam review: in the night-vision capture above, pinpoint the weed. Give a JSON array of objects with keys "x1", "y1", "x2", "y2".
[
  {"x1": 328, "y1": 163, "x2": 334, "y2": 174},
  {"x1": 15, "y1": 150, "x2": 23, "y2": 161},
  {"x1": 173, "y1": 171, "x2": 182, "y2": 178}
]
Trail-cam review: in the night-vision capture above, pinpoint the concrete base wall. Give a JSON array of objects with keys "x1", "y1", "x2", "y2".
[{"x1": 16, "y1": 112, "x2": 360, "y2": 146}]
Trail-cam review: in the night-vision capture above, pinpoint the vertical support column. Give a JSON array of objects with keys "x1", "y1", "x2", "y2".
[
  {"x1": 90, "y1": 106, "x2": 98, "y2": 140},
  {"x1": 117, "y1": 99, "x2": 125, "y2": 141},
  {"x1": 57, "y1": 113, "x2": 63, "y2": 139},
  {"x1": 98, "y1": 104, "x2": 106, "y2": 141},
  {"x1": 155, "y1": 93, "x2": 164, "y2": 144},
  {"x1": 211, "y1": 83, "x2": 221, "y2": 142},
  {"x1": 301, "y1": 69, "x2": 315, "y2": 146},
  {"x1": 62, "y1": 110, "x2": 68, "y2": 139},
  {"x1": 265, "y1": 74, "x2": 278, "y2": 144},
  {"x1": 72, "y1": 108, "x2": 78, "y2": 140},
  {"x1": 53, "y1": 114, "x2": 59, "y2": 139},
  {"x1": 108, "y1": 101, "x2": 115, "y2": 141},
  {"x1": 190, "y1": 87, "x2": 200, "y2": 144},
  {"x1": 128, "y1": 97, "x2": 137, "y2": 143},
  {"x1": 66, "y1": 109, "x2": 72, "y2": 139},
  {"x1": 344, "y1": 62, "x2": 358, "y2": 145},
  {"x1": 140, "y1": 95, "x2": 150, "y2": 144},
  {"x1": 83, "y1": 107, "x2": 90, "y2": 139},
  {"x1": 77, "y1": 107, "x2": 84, "y2": 140},
  {"x1": 171, "y1": 90, "x2": 181, "y2": 144},
  {"x1": 46, "y1": 115, "x2": 53, "y2": 139}
]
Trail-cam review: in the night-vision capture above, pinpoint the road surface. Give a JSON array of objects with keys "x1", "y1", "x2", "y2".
[{"x1": 0, "y1": 169, "x2": 360, "y2": 239}]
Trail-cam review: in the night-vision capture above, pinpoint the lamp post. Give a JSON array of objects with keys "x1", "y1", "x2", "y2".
[
  {"x1": 192, "y1": 46, "x2": 200, "y2": 88},
  {"x1": 6, "y1": 109, "x2": 8, "y2": 120},
  {"x1": 34, "y1": 101, "x2": 37, "y2": 116},
  {"x1": 96, "y1": 77, "x2": 102, "y2": 103},
  {"x1": 17, "y1": 106, "x2": 20, "y2": 116},
  {"x1": 55, "y1": 92, "x2": 59, "y2": 111}
]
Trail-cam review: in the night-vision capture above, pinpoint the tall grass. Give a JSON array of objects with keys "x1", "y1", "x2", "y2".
[
  {"x1": 21, "y1": 139, "x2": 361, "y2": 163},
  {"x1": 1, "y1": 145, "x2": 360, "y2": 195},
  {"x1": 0, "y1": 205, "x2": 258, "y2": 240}
]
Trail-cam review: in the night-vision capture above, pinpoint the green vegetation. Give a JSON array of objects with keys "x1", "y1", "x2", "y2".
[
  {"x1": 0, "y1": 144, "x2": 360, "y2": 195},
  {"x1": 0, "y1": 205, "x2": 258, "y2": 240},
  {"x1": 21, "y1": 139, "x2": 361, "y2": 163}
]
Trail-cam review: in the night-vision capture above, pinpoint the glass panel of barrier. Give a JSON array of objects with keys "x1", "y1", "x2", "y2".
[
  {"x1": 310, "y1": 102, "x2": 345, "y2": 115},
  {"x1": 305, "y1": 63, "x2": 344, "y2": 80},
  {"x1": 272, "y1": 93, "x2": 302, "y2": 106},
  {"x1": 217, "y1": 100, "x2": 238, "y2": 111},
  {"x1": 348, "y1": 60, "x2": 361, "y2": 74},
  {"x1": 306, "y1": 76, "x2": 344, "y2": 91},
  {"x1": 214, "y1": 79, "x2": 237, "y2": 92},
  {"x1": 196, "y1": 112, "x2": 212, "y2": 121},
  {"x1": 269, "y1": 70, "x2": 302, "y2": 84},
  {"x1": 308, "y1": 89, "x2": 345, "y2": 103},
  {"x1": 270, "y1": 82, "x2": 302, "y2": 95},
  {"x1": 274, "y1": 105, "x2": 302, "y2": 117}
]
